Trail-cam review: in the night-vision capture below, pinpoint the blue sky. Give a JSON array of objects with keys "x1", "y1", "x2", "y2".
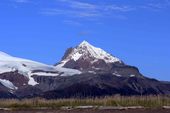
[{"x1": 0, "y1": 0, "x2": 170, "y2": 80}]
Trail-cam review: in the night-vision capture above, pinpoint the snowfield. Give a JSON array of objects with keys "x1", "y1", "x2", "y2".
[{"x1": 0, "y1": 51, "x2": 82, "y2": 87}]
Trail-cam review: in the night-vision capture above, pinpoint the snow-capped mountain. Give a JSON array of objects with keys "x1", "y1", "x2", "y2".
[
  {"x1": 0, "y1": 41, "x2": 170, "y2": 99},
  {"x1": 58, "y1": 41, "x2": 123, "y2": 71},
  {"x1": 57, "y1": 41, "x2": 141, "y2": 78},
  {"x1": 60, "y1": 41, "x2": 121, "y2": 64}
]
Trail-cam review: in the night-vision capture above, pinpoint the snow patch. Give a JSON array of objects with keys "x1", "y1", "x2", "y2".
[
  {"x1": 130, "y1": 74, "x2": 136, "y2": 77},
  {"x1": 88, "y1": 71, "x2": 96, "y2": 74},
  {"x1": 55, "y1": 65, "x2": 82, "y2": 76},
  {"x1": 91, "y1": 59, "x2": 98, "y2": 64},
  {"x1": 57, "y1": 60, "x2": 69, "y2": 67},
  {"x1": 112, "y1": 73, "x2": 122, "y2": 77},
  {"x1": 28, "y1": 72, "x2": 39, "y2": 86},
  {"x1": 31, "y1": 72, "x2": 59, "y2": 76},
  {"x1": 0, "y1": 79, "x2": 18, "y2": 90},
  {"x1": 72, "y1": 52, "x2": 82, "y2": 61}
]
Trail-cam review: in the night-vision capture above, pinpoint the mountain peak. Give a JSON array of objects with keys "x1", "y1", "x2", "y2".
[
  {"x1": 78, "y1": 41, "x2": 121, "y2": 63},
  {"x1": 79, "y1": 40, "x2": 91, "y2": 47},
  {"x1": 58, "y1": 41, "x2": 122, "y2": 70}
]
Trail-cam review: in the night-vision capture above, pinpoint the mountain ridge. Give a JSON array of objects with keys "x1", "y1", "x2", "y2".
[{"x1": 0, "y1": 41, "x2": 170, "y2": 98}]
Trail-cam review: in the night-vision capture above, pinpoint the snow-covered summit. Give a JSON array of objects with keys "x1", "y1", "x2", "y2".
[{"x1": 60, "y1": 40, "x2": 121, "y2": 66}]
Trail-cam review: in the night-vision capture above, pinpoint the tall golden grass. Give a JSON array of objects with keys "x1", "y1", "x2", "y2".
[{"x1": 0, "y1": 95, "x2": 170, "y2": 109}]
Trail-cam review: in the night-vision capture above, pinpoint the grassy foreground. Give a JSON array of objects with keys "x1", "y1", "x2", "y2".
[{"x1": 0, "y1": 96, "x2": 170, "y2": 109}]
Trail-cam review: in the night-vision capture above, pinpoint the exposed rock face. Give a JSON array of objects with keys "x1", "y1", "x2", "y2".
[
  {"x1": 0, "y1": 41, "x2": 170, "y2": 99},
  {"x1": 0, "y1": 71, "x2": 28, "y2": 88},
  {"x1": 40, "y1": 74, "x2": 170, "y2": 99}
]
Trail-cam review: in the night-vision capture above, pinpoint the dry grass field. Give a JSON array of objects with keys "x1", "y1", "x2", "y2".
[{"x1": 0, "y1": 95, "x2": 170, "y2": 109}]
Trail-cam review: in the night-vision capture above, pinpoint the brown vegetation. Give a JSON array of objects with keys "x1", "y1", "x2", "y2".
[{"x1": 0, "y1": 95, "x2": 170, "y2": 109}]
